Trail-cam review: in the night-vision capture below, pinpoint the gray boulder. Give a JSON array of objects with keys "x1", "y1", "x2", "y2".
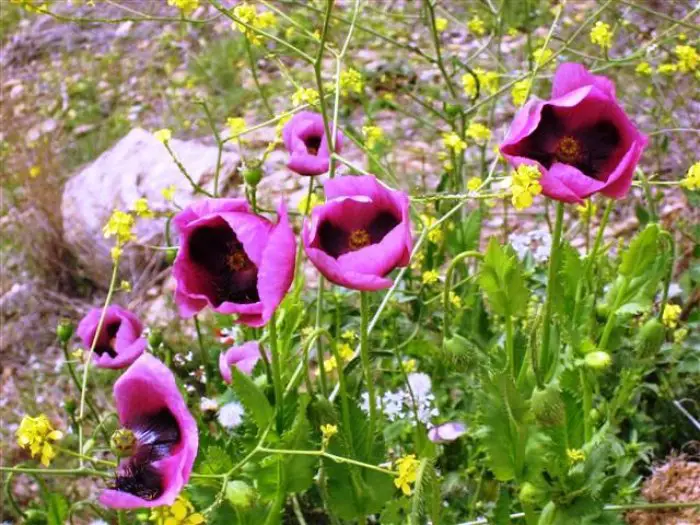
[{"x1": 61, "y1": 128, "x2": 240, "y2": 285}]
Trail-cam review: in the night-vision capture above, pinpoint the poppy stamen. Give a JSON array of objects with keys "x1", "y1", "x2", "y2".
[
  {"x1": 554, "y1": 135, "x2": 583, "y2": 164},
  {"x1": 227, "y1": 249, "x2": 252, "y2": 272},
  {"x1": 348, "y1": 229, "x2": 371, "y2": 251}
]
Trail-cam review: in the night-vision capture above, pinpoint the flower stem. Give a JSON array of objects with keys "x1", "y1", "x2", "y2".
[
  {"x1": 268, "y1": 312, "x2": 284, "y2": 434},
  {"x1": 360, "y1": 291, "x2": 376, "y2": 453},
  {"x1": 580, "y1": 368, "x2": 593, "y2": 441},
  {"x1": 315, "y1": 278, "x2": 329, "y2": 397},
  {"x1": 540, "y1": 202, "x2": 565, "y2": 383},
  {"x1": 442, "y1": 250, "x2": 482, "y2": 341},
  {"x1": 505, "y1": 315, "x2": 515, "y2": 377},
  {"x1": 193, "y1": 315, "x2": 211, "y2": 384}
]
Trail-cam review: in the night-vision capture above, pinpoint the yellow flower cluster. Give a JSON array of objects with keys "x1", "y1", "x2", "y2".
[
  {"x1": 16, "y1": 414, "x2": 63, "y2": 467},
  {"x1": 662, "y1": 304, "x2": 682, "y2": 328},
  {"x1": 462, "y1": 68, "x2": 499, "y2": 98},
  {"x1": 420, "y1": 214, "x2": 443, "y2": 244},
  {"x1": 149, "y1": 495, "x2": 204, "y2": 525},
  {"x1": 339, "y1": 68, "x2": 364, "y2": 96},
  {"x1": 322, "y1": 356, "x2": 337, "y2": 372},
  {"x1": 231, "y1": 3, "x2": 277, "y2": 46},
  {"x1": 320, "y1": 424, "x2": 338, "y2": 446},
  {"x1": 132, "y1": 198, "x2": 154, "y2": 219},
  {"x1": 675, "y1": 45, "x2": 698, "y2": 73},
  {"x1": 510, "y1": 164, "x2": 542, "y2": 210},
  {"x1": 635, "y1": 62, "x2": 652, "y2": 76},
  {"x1": 532, "y1": 47, "x2": 553, "y2": 67},
  {"x1": 162, "y1": 184, "x2": 177, "y2": 201},
  {"x1": 167, "y1": 0, "x2": 199, "y2": 14},
  {"x1": 680, "y1": 162, "x2": 700, "y2": 190},
  {"x1": 103, "y1": 210, "x2": 136, "y2": 245},
  {"x1": 442, "y1": 132, "x2": 467, "y2": 153},
  {"x1": 589, "y1": 21, "x2": 613, "y2": 50},
  {"x1": 341, "y1": 330, "x2": 357, "y2": 341},
  {"x1": 9, "y1": 0, "x2": 47, "y2": 13},
  {"x1": 292, "y1": 87, "x2": 320, "y2": 106},
  {"x1": 227, "y1": 117, "x2": 247, "y2": 138},
  {"x1": 29, "y1": 165, "x2": 41, "y2": 178},
  {"x1": 422, "y1": 269, "x2": 440, "y2": 285},
  {"x1": 467, "y1": 16, "x2": 486, "y2": 36},
  {"x1": 297, "y1": 192, "x2": 323, "y2": 215},
  {"x1": 511, "y1": 79, "x2": 531, "y2": 106},
  {"x1": 435, "y1": 17, "x2": 448, "y2": 32},
  {"x1": 402, "y1": 359, "x2": 417, "y2": 373},
  {"x1": 567, "y1": 448, "x2": 586, "y2": 464},
  {"x1": 394, "y1": 454, "x2": 420, "y2": 495},
  {"x1": 362, "y1": 125, "x2": 384, "y2": 149},
  {"x1": 449, "y1": 291, "x2": 463, "y2": 309},
  {"x1": 120, "y1": 280, "x2": 132, "y2": 292},
  {"x1": 466, "y1": 122, "x2": 492, "y2": 143},
  {"x1": 337, "y1": 343, "x2": 354, "y2": 362},
  {"x1": 467, "y1": 177, "x2": 482, "y2": 192},
  {"x1": 154, "y1": 128, "x2": 172, "y2": 143}
]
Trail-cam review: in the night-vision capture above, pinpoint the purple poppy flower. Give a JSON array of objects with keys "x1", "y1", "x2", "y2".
[
  {"x1": 76, "y1": 306, "x2": 146, "y2": 369},
  {"x1": 428, "y1": 422, "x2": 467, "y2": 443},
  {"x1": 282, "y1": 111, "x2": 344, "y2": 176},
  {"x1": 173, "y1": 198, "x2": 296, "y2": 327},
  {"x1": 302, "y1": 175, "x2": 412, "y2": 291},
  {"x1": 500, "y1": 63, "x2": 647, "y2": 203},
  {"x1": 100, "y1": 354, "x2": 198, "y2": 508},
  {"x1": 219, "y1": 341, "x2": 261, "y2": 384}
]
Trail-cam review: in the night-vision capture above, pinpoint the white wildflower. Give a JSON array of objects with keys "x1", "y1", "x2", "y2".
[{"x1": 218, "y1": 401, "x2": 245, "y2": 429}]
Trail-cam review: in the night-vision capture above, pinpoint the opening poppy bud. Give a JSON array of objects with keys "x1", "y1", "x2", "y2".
[
  {"x1": 636, "y1": 318, "x2": 666, "y2": 358},
  {"x1": 584, "y1": 350, "x2": 611, "y2": 370},
  {"x1": 531, "y1": 385, "x2": 566, "y2": 427},
  {"x1": 110, "y1": 428, "x2": 137, "y2": 457},
  {"x1": 56, "y1": 319, "x2": 74, "y2": 343},
  {"x1": 243, "y1": 164, "x2": 263, "y2": 187},
  {"x1": 519, "y1": 482, "x2": 546, "y2": 506},
  {"x1": 165, "y1": 247, "x2": 178, "y2": 265},
  {"x1": 225, "y1": 480, "x2": 255, "y2": 508},
  {"x1": 148, "y1": 330, "x2": 163, "y2": 349}
]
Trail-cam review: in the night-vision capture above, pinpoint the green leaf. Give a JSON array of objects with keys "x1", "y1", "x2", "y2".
[
  {"x1": 45, "y1": 493, "x2": 69, "y2": 525},
  {"x1": 479, "y1": 237, "x2": 529, "y2": 318},
  {"x1": 198, "y1": 445, "x2": 234, "y2": 476},
  {"x1": 619, "y1": 223, "x2": 659, "y2": 277},
  {"x1": 230, "y1": 367, "x2": 274, "y2": 430},
  {"x1": 492, "y1": 486, "x2": 512, "y2": 525}
]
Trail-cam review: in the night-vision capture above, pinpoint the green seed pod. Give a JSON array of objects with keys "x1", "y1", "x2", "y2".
[
  {"x1": 585, "y1": 351, "x2": 612, "y2": 371},
  {"x1": 165, "y1": 247, "x2": 178, "y2": 265},
  {"x1": 110, "y1": 428, "x2": 137, "y2": 457},
  {"x1": 518, "y1": 482, "x2": 545, "y2": 506},
  {"x1": 531, "y1": 384, "x2": 566, "y2": 427},
  {"x1": 64, "y1": 399, "x2": 77, "y2": 415},
  {"x1": 442, "y1": 333, "x2": 479, "y2": 371},
  {"x1": 148, "y1": 329, "x2": 163, "y2": 349},
  {"x1": 225, "y1": 480, "x2": 255, "y2": 508},
  {"x1": 56, "y1": 319, "x2": 74, "y2": 343},
  {"x1": 636, "y1": 318, "x2": 666, "y2": 358},
  {"x1": 243, "y1": 165, "x2": 263, "y2": 187}
]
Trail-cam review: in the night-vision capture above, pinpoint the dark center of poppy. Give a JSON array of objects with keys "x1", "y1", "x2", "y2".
[
  {"x1": 188, "y1": 222, "x2": 260, "y2": 306},
  {"x1": 110, "y1": 409, "x2": 181, "y2": 501},
  {"x1": 305, "y1": 135, "x2": 322, "y2": 155},
  {"x1": 554, "y1": 135, "x2": 583, "y2": 164},
  {"x1": 348, "y1": 229, "x2": 371, "y2": 250},
  {"x1": 94, "y1": 321, "x2": 120, "y2": 358},
  {"x1": 318, "y1": 211, "x2": 400, "y2": 258}
]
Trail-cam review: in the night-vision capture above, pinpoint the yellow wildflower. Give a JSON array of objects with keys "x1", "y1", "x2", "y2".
[
  {"x1": 394, "y1": 454, "x2": 420, "y2": 495},
  {"x1": 292, "y1": 87, "x2": 320, "y2": 106},
  {"x1": 341, "y1": 330, "x2": 357, "y2": 341},
  {"x1": 231, "y1": 4, "x2": 276, "y2": 46},
  {"x1": 674, "y1": 328, "x2": 688, "y2": 344},
  {"x1": 120, "y1": 280, "x2": 131, "y2": 292},
  {"x1": 29, "y1": 165, "x2": 41, "y2": 178},
  {"x1": 16, "y1": 414, "x2": 63, "y2": 467},
  {"x1": 635, "y1": 62, "x2": 652, "y2": 76},
  {"x1": 410, "y1": 251, "x2": 425, "y2": 270},
  {"x1": 154, "y1": 128, "x2": 172, "y2": 143},
  {"x1": 657, "y1": 63, "x2": 677, "y2": 76},
  {"x1": 298, "y1": 192, "x2": 323, "y2": 215},
  {"x1": 511, "y1": 79, "x2": 531, "y2": 106},
  {"x1": 422, "y1": 270, "x2": 440, "y2": 285},
  {"x1": 510, "y1": 164, "x2": 542, "y2": 210},
  {"x1": 320, "y1": 424, "x2": 338, "y2": 446},
  {"x1": 590, "y1": 21, "x2": 613, "y2": 50},
  {"x1": 338, "y1": 68, "x2": 364, "y2": 96},
  {"x1": 465, "y1": 122, "x2": 492, "y2": 143},
  {"x1": 103, "y1": 210, "x2": 136, "y2": 244},
  {"x1": 362, "y1": 125, "x2": 384, "y2": 149},
  {"x1": 567, "y1": 448, "x2": 586, "y2": 464},
  {"x1": 662, "y1": 304, "x2": 682, "y2": 329},
  {"x1": 435, "y1": 17, "x2": 448, "y2": 32},
  {"x1": 402, "y1": 359, "x2": 417, "y2": 373},
  {"x1": 132, "y1": 198, "x2": 154, "y2": 219},
  {"x1": 462, "y1": 68, "x2": 499, "y2": 98},
  {"x1": 323, "y1": 356, "x2": 338, "y2": 373},
  {"x1": 162, "y1": 184, "x2": 177, "y2": 201},
  {"x1": 167, "y1": 0, "x2": 199, "y2": 14},
  {"x1": 532, "y1": 47, "x2": 553, "y2": 67},
  {"x1": 111, "y1": 245, "x2": 123, "y2": 262},
  {"x1": 442, "y1": 132, "x2": 467, "y2": 153},
  {"x1": 301, "y1": 326, "x2": 314, "y2": 337},
  {"x1": 467, "y1": 177, "x2": 482, "y2": 192},
  {"x1": 467, "y1": 16, "x2": 486, "y2": 36},
  {"x1": 675, "y1": 45, "x2": 698, "y2": 73},
  {"x1": 449, "y1": 291, "x2": 462, "y2": 309},
  {"x1": 149, "y1": 495, "x2": 205, "y2": 525},
  {"x1": 227, "y1": 117, "x2": 247, "y2": 137},
  {"x1": 680, "y1": 162, "x2": 700, "y2": 190},
  {"x1": 337, "y1": 343, "x2": 354, "y2": 362}
]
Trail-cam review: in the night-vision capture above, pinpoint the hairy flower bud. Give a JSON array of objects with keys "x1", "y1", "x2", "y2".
[
  {"x1": 148, "y1": 329, "x2": 164, "y2": 349},
  {"x1": 56, "y1": 319, "x2": 74, "y2": 344},
  {"x1": 518, "y1": 482, "x2": 546, "y2": 505},
  {"x1": 531, "y1": 384, "x2": 565, "y2": 427},
  {"x1": 585, "y1": 351, "x2": 612, "y2": 371},
  {"x1": 636, "y1": 318, "x2": 666, "y2": 358},
  {"x1": 110, "y1": 428, "x2": 137, "y2": 457},
  {"x1": 225, "y1": 480, "x2": 255, "y2": 508}
]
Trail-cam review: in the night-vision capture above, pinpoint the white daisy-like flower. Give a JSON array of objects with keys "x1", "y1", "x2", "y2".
[
  {"x1": 218, "y1": 401, "x2": 245, "y2": 429},
  {"x1": 200, "y1": 397, "x2": 218, "y2": 412}
]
